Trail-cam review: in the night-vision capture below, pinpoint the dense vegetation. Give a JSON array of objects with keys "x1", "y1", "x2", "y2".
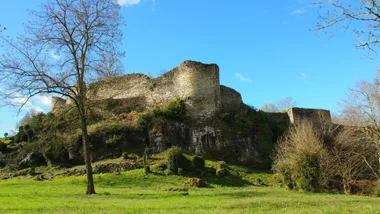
[{"x1": 273, "y1": 120, "x2": 380, "y2": 196}]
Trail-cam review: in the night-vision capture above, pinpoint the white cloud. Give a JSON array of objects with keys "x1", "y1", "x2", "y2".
[
  {"x1": 9, "y1": 95, "x2": 31, "y2": 107},
  {"x1": 34, "y1": 95, "x2": 52, "y2": 106},
  {"x1": 117, "y1": 0, "x2": 141, "y2": 6},
  {"x1": 10, "y1": 128, "x2": 18, "y2": 135},
  {"x1": 236, "y1": 73, "x2": 252, "y2": 83},
  {"x1": 291, "y1": 9, "x2": 306, "y2": 15},
  {"x1": 50, "y1": 51, "x2": 60, "y2": 60}
]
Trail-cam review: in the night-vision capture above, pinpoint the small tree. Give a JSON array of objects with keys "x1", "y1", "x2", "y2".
[
  {"x1": 4, "y1": 133, "x2": 8, "y2": 139},
  {"x1": 336, "y1": 72, "x2": 380, "y2": 178},
  {"x1": 261, "y1": 97, "x2": 296, "y2": 113},
  {"x1": 327, "y1": 127, "x2": 378, "y2": 194}
]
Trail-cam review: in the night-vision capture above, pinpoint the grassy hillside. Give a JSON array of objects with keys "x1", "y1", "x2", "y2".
[{"x1": 0, "y1": 159, "x2": 379, "y2": 213}]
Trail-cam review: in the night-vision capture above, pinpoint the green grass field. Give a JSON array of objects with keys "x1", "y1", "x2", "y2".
[{"x1": 1, "y1": 166, "x2": 379, "y2": 214}]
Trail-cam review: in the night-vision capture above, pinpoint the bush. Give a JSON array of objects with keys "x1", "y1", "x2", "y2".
[
  {"x1": 295, "y1": 154, "x2": 322, "y2": 192},
  {"x1": 328, "y1": 127, "x2": 378, "y2": 194},
  {"x1": 105, "y1": 134, "x2": 121, "y2": 145},
  {"x1": 166, "y1": 147, "x2": 191, "y2": 174},
  {"x1": 178, "y1": 168, "x2": 183, "y2": 176},
  {"x1": 216, "y1": 161, "x2": 228, "y2": 177},
  {"x1": 373, "y1": 181, "x2": 380, "y2": 197},
  {"x1": 19, "y1": 152, "x2": 46, "y2": 169},
  {"x1": 187, "y1": 178, "x2": 208, "y2": 188},
  {"x1": 163, "y1": 98, "x2": 186, "y2": 121},
  {"x1": 154, "y1": 162, "x2": 167, "y2": 171},
  {"x1": 122, "y1": 152, "x2": 128, "y2": 159},
  {"x1": 346, "y1": 180, "x2": 375, "y2": 196},
  {"x1": 256, "y1": 178, "x2": 265, "y2": 186},
  {"x1": 136, "y1": 112, "x2": 152, "y2": 130},
  {"x1": 0, "y1": 142, "x2": 7, "y2": 153},
  {"x1": 191, "y1": 156, "x2": 205, "y2": 170},
  {"x1": 272, "y1": 120, "x2": 327, "y2": 192},
  {"x1": 144, "y1": 165, "x2": 151, "y2": 175},
  {"x1": 164, "y1": 169, "x2": 174, "y2": 176}
]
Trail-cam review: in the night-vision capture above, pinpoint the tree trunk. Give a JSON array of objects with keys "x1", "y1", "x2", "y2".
[
  {"x1": 343, "y1": 180, "x2": 351, "y2": 195},
  {"x1": 81, "y1": 115, "x2": 96, "y2": 195}
]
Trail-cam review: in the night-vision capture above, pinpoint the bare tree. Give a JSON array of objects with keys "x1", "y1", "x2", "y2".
[
  {"x1": 17, "y1": 109, "x2": 42, "y2": 127},
  {"x1": 92, "y1": 49, "x2": 124, "y2": 81},
  {"x1": 328, "y1": 127, "x2": 378, "y2": 194},
  {"x1": 0, "y1": 0, "x2": 124, "y2": 194},
  {"x1": 315, "y1": 0, "x2": 380, "y2": 57},
  {"x1": 337, "y1": 72, "x2": 380, "y2": 177},
  {"x1": 261, "y1": 97, "x2": 296, "y2": 113},
  {"x1": 260, "y1": 102, "x2": 279, "y2": 113}
]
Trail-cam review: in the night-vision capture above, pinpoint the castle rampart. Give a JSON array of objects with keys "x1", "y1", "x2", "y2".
[
  {"x1": 51, "y1": 96, "x2": 67, "y2": 114},
  {"x1": 51, "y1": 60, "x2": 332, "y2": 124},
  {"x1": 287, "y1": 107, "x2": 332, "y2": 125},
  {"x1": 86, "y1": 60, "x2": 224, "y2": 119}
]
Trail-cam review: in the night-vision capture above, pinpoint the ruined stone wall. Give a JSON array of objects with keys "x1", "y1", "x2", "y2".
[
  {"x1": 86, "y1": 60, "x2": 222, "y2": 119},
  {"x1": 287, "y1": 107, "x2": 331, "y2": 125},
  {"x1": 267, "y1": 112, "x2": 291, "y2": 126},
  {"x1": 51, "y1": 96, "x2": 67, "y2": 114},
  {"x1": 87, "y1": 73, "x2": 151, "y2": 104},
  {"x1": 220, "y1": 85, "x2": 243, "y2": 112}
]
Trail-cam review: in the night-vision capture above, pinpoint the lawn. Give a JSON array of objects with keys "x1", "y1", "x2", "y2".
[{"x1": 0, "y1": 168, "x2": 379, "y2": 214}]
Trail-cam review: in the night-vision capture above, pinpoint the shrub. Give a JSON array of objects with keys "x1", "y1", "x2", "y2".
[
  {"x1": 166, "y1": 147, "x2": 191, "y2": 174},
  {"x1": 191, "y1": 156, "x2": 205, "y2": 170},
  {"x1": 272, "y1": 120, "x2": 327, "y2": 192},
  {"x1": 164, "y1": 169, "x2": 174, "y2": 176},
  {"x1": 163, "y1": 98, "x2": 186, "y2": 120},
  {"x1": 187, "y1": 178, "x2": 208, "y2": 188},
  {"x1": 144, "y1": 165, "x2": 151, "y2": 175},
  {"x1": 295, "y1": 154, "x2": 322, "y2": 192},
  {"x1": 373, "y1": 181, "x2": 380, "y2": 197},
  {"x1": 136, "y1": 112, "x2": 152, "y2": 130},
  {"x1": 122, "y1": 152, "x2": 128, "y2": 159},
  {"x1": 178, "y1": 168, "x2": 183, "y2": 176},
  {"x1": 105, "y1": 134, "x2": 121, "y2": 145},
  {"x1": 328, "y1": 127, "x2": 378, "y2": 194},
  {"x1": 256, "y1": 178, "x2": 264, "y2": 186},
  {"x1": 19, "y1": 152, "x2": 46, "y2": 169},
  {"x1": 0, "y1": 142, "x2": 7, "y2": 153},
  {"x1": 154, "y1": 162, "x2": 167, "y2": 171},
  {"x1": 346, "y1": 180, "x2": 375, "y2": 196},
  {"x1": 216, "y1": 161, "x2": 227, "y2": 177}
]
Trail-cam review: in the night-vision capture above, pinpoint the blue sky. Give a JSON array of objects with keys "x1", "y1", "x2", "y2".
[{"x1": 0, "y1": 0, "x2": 378, "y2": 135}]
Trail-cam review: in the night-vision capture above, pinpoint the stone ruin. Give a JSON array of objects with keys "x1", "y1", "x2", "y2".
[
  {"x1": 51, "y1": 60, "x2": 332, "y2": 125},
  {"x1": 50, "y1": 60, "x2": 333, "y2": 163}
]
